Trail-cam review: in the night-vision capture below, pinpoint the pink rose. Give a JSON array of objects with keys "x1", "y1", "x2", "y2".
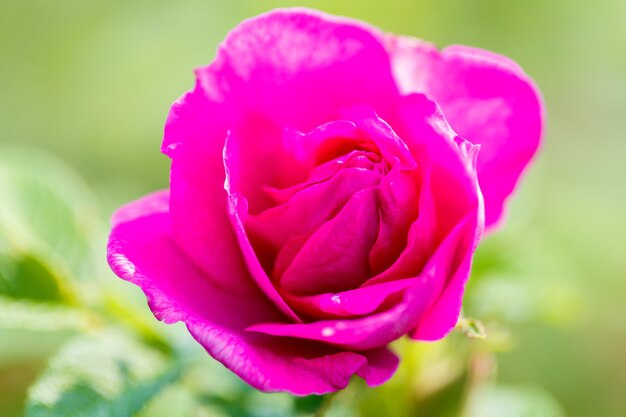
[{"x1": 108, "y1": 8, "x2": 542, "y2": 394}]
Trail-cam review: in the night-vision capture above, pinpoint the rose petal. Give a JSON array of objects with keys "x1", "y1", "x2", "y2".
[
  {"x1": 282, "y1": 277, "x2": 423, "y2": 320},
  {"x1": 248, "y1": 277, "x2": 435, "y2": 351},
  {"x1": 163, "y1": 6, "x2": 403, "y2": 275},
  {"x1": 252, "y1": 209, "x2": 479, "y2": 347},
  {"x1": 196, "y1": 8, "x2": 399, "y2": 131},
  {"x1": 369, "y1": 163, "x2": 420, "y2": 275},
  {"x1": 367, "y1": 164, "x2": 438, "y2": 283},
  {"x1": 279, "y1": 187, "x2": 380, "y2": 295},
  {"x1": 109, "y1": 191, "x2": 266, "y2": 322},
  {"x1": 368, "y1": 94, "x2": 483, "y2": 284},
  {"x1": 164, "y1": 88, "x2": 250, "y2": 289},
  {"x1": 262, "y1": 121, "x2": 377, "y2": 205},
  {"x1": 410, "y1": 212, "x2": 480, "y2": 340},
  {"x1": 223, "y1": 132, "x2": 302, "y2": 322},
  {"x1": 343, "y1": 106, "x2": 417, "y2": 169},
  {"x1": 247, "y1": 167, "x2": 380, "y2": 249},
  {"x1": 388, "y1": 37, "x2": 543, "y2": 227},
  {"x1": 107, "y1": 191, "x2": 398, "y2": 394}
]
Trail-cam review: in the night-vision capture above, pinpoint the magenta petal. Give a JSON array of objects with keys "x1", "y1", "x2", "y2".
[
  {"x1": 223, "y1": 132, "x2": 302, "y2": 322},
  {"x1": 248, "y1": 277, "x2": 435, "y2": 351},
  {"x1": 279, "y1": 188, "x2": 380, "y2": 295},
  {"x1": 107, "y1": 192, "x2": 398, "y2": 394},
  {"x1": 260, "y1": 121, "x2": 376, "y2": 205},
  {"x1": 226, "y1": 113, "x2": 292, "y2": 213},
  {"x1": 109, "y1": 191, "x2": 271, "y2": 325},
  {"x1": 196, "y1": 8, "x2": 399, "y2": 131},
  {"x1": 410, "y1": 212, "x2": 479, "y2": 340},
  {"x1": 247, "y1": 167, "x2": 380, "y2": 249},
  {"x1": 367, "y1": 165, "x2": 438, "y2": 284},
  {"x1": 189, "y1": 321, "x2": 400, "y2": 393},
  {"x1": 354, "y1": 347, "x2": 400, "y2": 386},
  {"x1": 388, "y1": 37, "x2": 543, "y2": 227},
  {"x1": 283, "y1": 277, "x2": 426, "y2": 320},
  {"x1": 262, "y1": 212, "x2": 480, "y2": 344},
  {"x1": 344, "y1": 106, "x2": 417, "y2": 169},
  {"x1": 369, "y1": 164, "x2": 420, "y2": 275},
  {"x1": 163, "y1": 87, "x2": 252, "y2": 291},
  {"x1": 367, "y1": 94, "x2": 483, "y2": 285}
]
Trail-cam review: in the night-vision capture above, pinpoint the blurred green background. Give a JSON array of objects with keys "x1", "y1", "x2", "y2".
[{"x1": 1, "y1": 1, "x2": 625, "y2": 416}]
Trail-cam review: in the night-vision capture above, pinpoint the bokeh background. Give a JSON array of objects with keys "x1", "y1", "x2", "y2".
[{"x1": 1, "y1": 1, "x2": 625, "y2": 416}]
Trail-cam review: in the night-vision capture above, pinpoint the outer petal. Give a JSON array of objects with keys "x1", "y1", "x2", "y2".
[
  {"x1": 223, "y1": 132, "x2": 302, "y2": 322},
  {"x1": 381, "y1": 94, "x2": 484, "y2": 339},
  {"x1": 107, "y1": 191, "x2": 398, "y2": 394},
  {"x1": 196, "y1": 8, "x2": 399, "y2": 131},
  {"x1": 410, "y1": 212, "x2": 480, "y2": 340},
  {"x1": 162, "y1": 5, "x2": 402, "y2": 300},
  {"x1": 369, "y1": 94, "x2": 483, "y2": 285},
  {"x1": 163, "y1": 87, "x2": 248, "y2": 292},
  {"x1": 108, "y1": 191, "x2": 275, "y2": 325},
  {"x1": 388, "y1": 36, "x2": 543, "y2": 227}
]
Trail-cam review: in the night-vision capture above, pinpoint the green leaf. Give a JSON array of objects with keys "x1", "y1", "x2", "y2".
[
  {"x1": 466, "y1": 230, "x2": 583, "y2": 326},
  {"x1": 0, "y1": 147, "x2": 102, "y2": 282},
  {"x1": 166, "y1": 352, "x2": 297, "y2": 417},
  {"x1": 135, "y1": 384, "x2": 199, "y2": 417},
  {"x1": 24, "y1": 331, "x2": 181, "y2": 417},
  {"x1": 294, "y1": 395, "x2": 325, "y2": 414},
  {"x1": 0, "y1": 296, "x2": 96, "y2": 332},
  {"x1": 0, "y1": 330, "x2": 73, "y2": 365},
  {"x1": 0, "y1": 252, "x2": 72, "y2": 303},
  {"x1": 468, "y1": 384, "x2": 565, "y2": 417}
]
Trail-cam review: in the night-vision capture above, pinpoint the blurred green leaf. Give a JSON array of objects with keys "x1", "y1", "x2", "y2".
[
  {"x1": 243, "y1": 390, "x2": 293, "y2": 417},
  {"x1": 0, "y1": 330, "x2": 75, "y2": 365},
  {"x1": 24, "y1": 331, "x2": 181, "y2": 417},
  {"x1": 348, "y1": 337, "x2": 474, "y2": 417},
  {"x1": 294, "y1": 395, "x2": 325, "y2": 414},
  {"x1": 190, "y1": 367, "x2": 294, "y2": 417},
  {"x1": 151, "y1": 349, "x2": 305, "y2": 417},
  {"x1": 0, "y1": 147, "x2": 102, "y2": 282},
  {"x1": 466, "y1": 231, "x2": 583, "y2": 326},
  {"x1": 0, "y1": 296, "x2": 96, "y2": 332},
  {"x1": 0, "y1": 252, "x2": 72, "y2": 303},
  {"x1": 467, "y1": 384, "x2": 565, "y2": 417},
  {"x1": 136, "y1": 383, "x2": 200, "y2": 417}
]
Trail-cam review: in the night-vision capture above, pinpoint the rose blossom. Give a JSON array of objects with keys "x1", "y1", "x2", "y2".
[{"x1": 108, "y1": 8, "x2": 542, "y2": 394}]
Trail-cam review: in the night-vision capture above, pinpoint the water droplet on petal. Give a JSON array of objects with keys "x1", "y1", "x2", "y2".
[{"x1": 321, "y1": 327, "x2": 335, "y2": 337}]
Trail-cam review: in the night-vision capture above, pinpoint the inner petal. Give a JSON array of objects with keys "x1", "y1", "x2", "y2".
[
  {"x1": 278, "y1": 187, "x2": 380, "y2": 295},
  {"x1": 246, "y1": 165, "x2": 380, "y2": 252},
  {"x1": 369, "y1": 164, "x2": 421, "y2": 275},
  {"x1": 262, "y1": 150, "x2": 381, "y2": 205},
  {"x1": 236, "y1": 109, "x2": 424, "y2": 304}
]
